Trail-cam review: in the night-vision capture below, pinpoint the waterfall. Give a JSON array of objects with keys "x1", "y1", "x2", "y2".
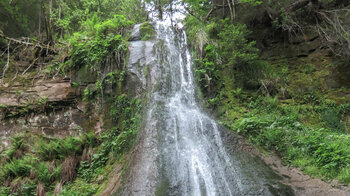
[
  {"x1": 151, "y1": 20, "x2": 244, "y2": 195},
  {"x1": 122, "y1": 3, "x2": 294, "y2": 196}
]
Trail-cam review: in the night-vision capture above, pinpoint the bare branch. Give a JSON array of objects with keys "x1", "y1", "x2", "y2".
[
  {"x1": 315, "y1": 6, "x2": 350, "y2": 57},
  {"x1": 1, "y1": 41, "x2": 11, "y2": 82},
  {"x1": 0, "y1": 34, "x2": 56, "y2": 53},
  {"x1": 22, "y1": 58, "x2": 39, "y2": 75}
]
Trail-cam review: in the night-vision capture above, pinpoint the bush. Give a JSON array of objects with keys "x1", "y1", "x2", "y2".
[
  {"x1": 217, "y1": 20, "x2": 259, "y2": 67},
  {"x1": 56, "y1": 14, "x2": 132, "y2": 75},
  {"x1": 79, "y1": 96, "x2": 141, "y2": 180},
  {"x1": 1, "y1": 156, "x2": 37, "y2": 179},
  {"x1": 321, "y1": 108, "x2": 345, "y2": 133},
  {"x1": 195, "y1": 44, "x2": 221, "y2": 95},
  {"x1": 233, "y1": 110, "x2": 350, "y2": 182},
  {"x1": 60, "y1": 179, "x2": 98, "y2": 196},
  {"x1": 140, "y1": 22, "x2": 155, "y2": 41},
  {"x1": 38, "y1": 137, "x2": 83, "y2": 161},
  {"x1": 37, "y1": 162, "x2": 61, "y2": 186},
  {"x1": 6, "y1": 135, "x2": 25, "y2": 160}
]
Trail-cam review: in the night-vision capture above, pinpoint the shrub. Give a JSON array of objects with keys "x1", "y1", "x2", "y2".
[
  {"x1": 321, "y1": 108, "x2": 345, "y2": 133},
  {"x1": 59, "y1": 179, "x2": 98, "y2": 196},
  {"x1": 1, "y1": 156, "x2": 37, "y2": 179},
  {"x1": 232, "y1": 110, "x2": 350, "y2": 182},
  {"x1": 79, "y1": 96, "x2": 141, "y2": 180},
  {"x1": 6, "y1": 135, "x2": 25, "y2": 160},
  {"x1": 140, "y1": 22, "x2": 155, "y2": 41},
  {"x1": 217, "y1": 20, "x2": 259, "y2": 67},
  {"x1": 37, "y1": 162, "x2": 61, "y2": 186},
  {"x1": 38, "y1": 137, "x2": 83, "y2": 161}
]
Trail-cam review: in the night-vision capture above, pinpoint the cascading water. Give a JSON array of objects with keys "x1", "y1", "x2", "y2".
[{"x1": 122, "y1": 3, "x2": 294, "y2": 196}]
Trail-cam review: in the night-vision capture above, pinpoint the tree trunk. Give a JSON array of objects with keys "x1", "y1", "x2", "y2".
[{"x1": 40, "y1": 0, "x2": 53, "y2": 44}]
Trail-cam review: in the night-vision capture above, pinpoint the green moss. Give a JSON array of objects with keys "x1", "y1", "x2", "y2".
[
  {"x1": 143, "y1": 65, "x2": 148, "y2": 79},
  {"x1": 140, "y1": 22, "x2": 155, "y2": 41},
  {"x1": 155, "y1": 177, "x2": 170, "y2": 196}
]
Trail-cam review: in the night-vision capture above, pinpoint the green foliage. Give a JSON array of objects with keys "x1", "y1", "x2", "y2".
[
  {"x1": 0, "y1": 0, "x2": 40, "y2": 37},
  {"x1": 51, "y1": 14, "x2": 132, "y2": 76},
  {"x1": 0, "y1": 0, "x2": 146, "y2": 194},
  {"x1": 60, "y1": 14, "x2": 132, "y2": 76},
  {"x1": 37, "y1": 162, "x2": 61, "y2": 186},
  {"x1": 233, "y1": 111, "x2": 350, "y2": 180},
  {"x1": 338, "y1": 166, "x2": 350, "y2": 184},
  {"x1": 140, "y1": 22, "x2": 156, "y2": 41},
  {"x1": 1, "y1": 155, "x2": 37, "y2": 179},
  {"x1": 184, "y1": 16, "x2": 208, "y2": 54},
  {"x1": 69, "y1": 33, "x2": 127, "y2": 70},
  {"x1": 79, "y1": 95, "x2": 141, "y2": 180},
  {"x1": 321, "y1": 109, "x2": 345, "y2": 133},
  {"x1": 195, "y1": 44, "x2": 220, "y2": 94},
  {"x1": 185, "y1": 0, "x2": 350, "y2": 186},
  {"x1": 115, "y1": 0, "x2": 148, "y2": 23},
  {"x1": 6, "y1": 135, "x2": 25, "y2": 160},
  {"x1": 183, "y1": 0, "x2": 212, "y2": 19},
  {"x1": 1, "y1": 132, "x2": 96, "y2": 195},
  {"x1": 186, "y1": 15, "x2": 264, "y2": 96},
  {"x1": 38, "y1": 137, "x2": 83, "y2": 161},
  {"x1": 59, "y1": 178, "x2": 98, "y2": 196},
  {"x1": 110, "y1": 94, "x2": 131, "y2": 121},
  {"x1": 0, "y1": 187, "x2": 11, "y2": 195},
  {"x1": 52, "y1": 0, "x2": 146, "y2": 37},
  {"x1": 81, "y1": 131, "x2": 98, "y2": 148},
  {"x1": 83, "y1": 86, "x2": 95, "y2": 101},
  {"x1": 217, "y1": 20, "x2": 259, "y2": 67},
  {"x1": 82, "y1": 14, "x2": 134, "y2": 37},
  {"x1": 240, "y1": 0, "x2": 263, "y2": 6},
  {"x1": 144, "y1": 0, "x2": 172, "y2": 19},
  {"x1": 82, "y1": 69, "x2": 126, "y2": 101},
  {"x1": 226, "y1": 95, "x2": 350, "y2": 183}
]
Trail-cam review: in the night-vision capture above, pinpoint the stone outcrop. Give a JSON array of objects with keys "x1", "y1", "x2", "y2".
[
  {"x1": 0, "y1": 79, "x2": 77, "y2": 107},
  {"x1": 0, "y1": 76, "x2": 100, "y2": 152}
]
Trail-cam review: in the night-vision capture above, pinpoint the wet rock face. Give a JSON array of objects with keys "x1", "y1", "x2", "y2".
[
  {"x1": 126, "y1": 39, "x2": 154, "y2": 97},
  {"x1": 0, "y1": 80, "x2": 77, "y2": 107},
  {"x1": 129, "y1": 24, "x2": 141, "y2": 41},
  {"x1": 0, "y1": 108, "x2": 91, "y2": 151},
  {"x1": 0, "y1": 77, "x2": 98, "y2": 152}
]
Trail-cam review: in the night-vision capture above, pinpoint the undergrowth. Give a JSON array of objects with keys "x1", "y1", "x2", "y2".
[
  {"x1": 220, "y1": 94, "x2": 350, "y2": 184},
  {"x1": 0, "y1": 94, "x2": 142, "y2": 196}
]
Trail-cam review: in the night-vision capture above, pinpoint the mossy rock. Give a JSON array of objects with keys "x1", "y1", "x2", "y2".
[{"x1": 140, "y1": 22, "x2": 155, "y2": 41}]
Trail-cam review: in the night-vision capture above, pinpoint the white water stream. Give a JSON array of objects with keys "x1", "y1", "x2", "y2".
[{"x1": 121, "y1": 2, "x2": 293, "y2": 195}]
